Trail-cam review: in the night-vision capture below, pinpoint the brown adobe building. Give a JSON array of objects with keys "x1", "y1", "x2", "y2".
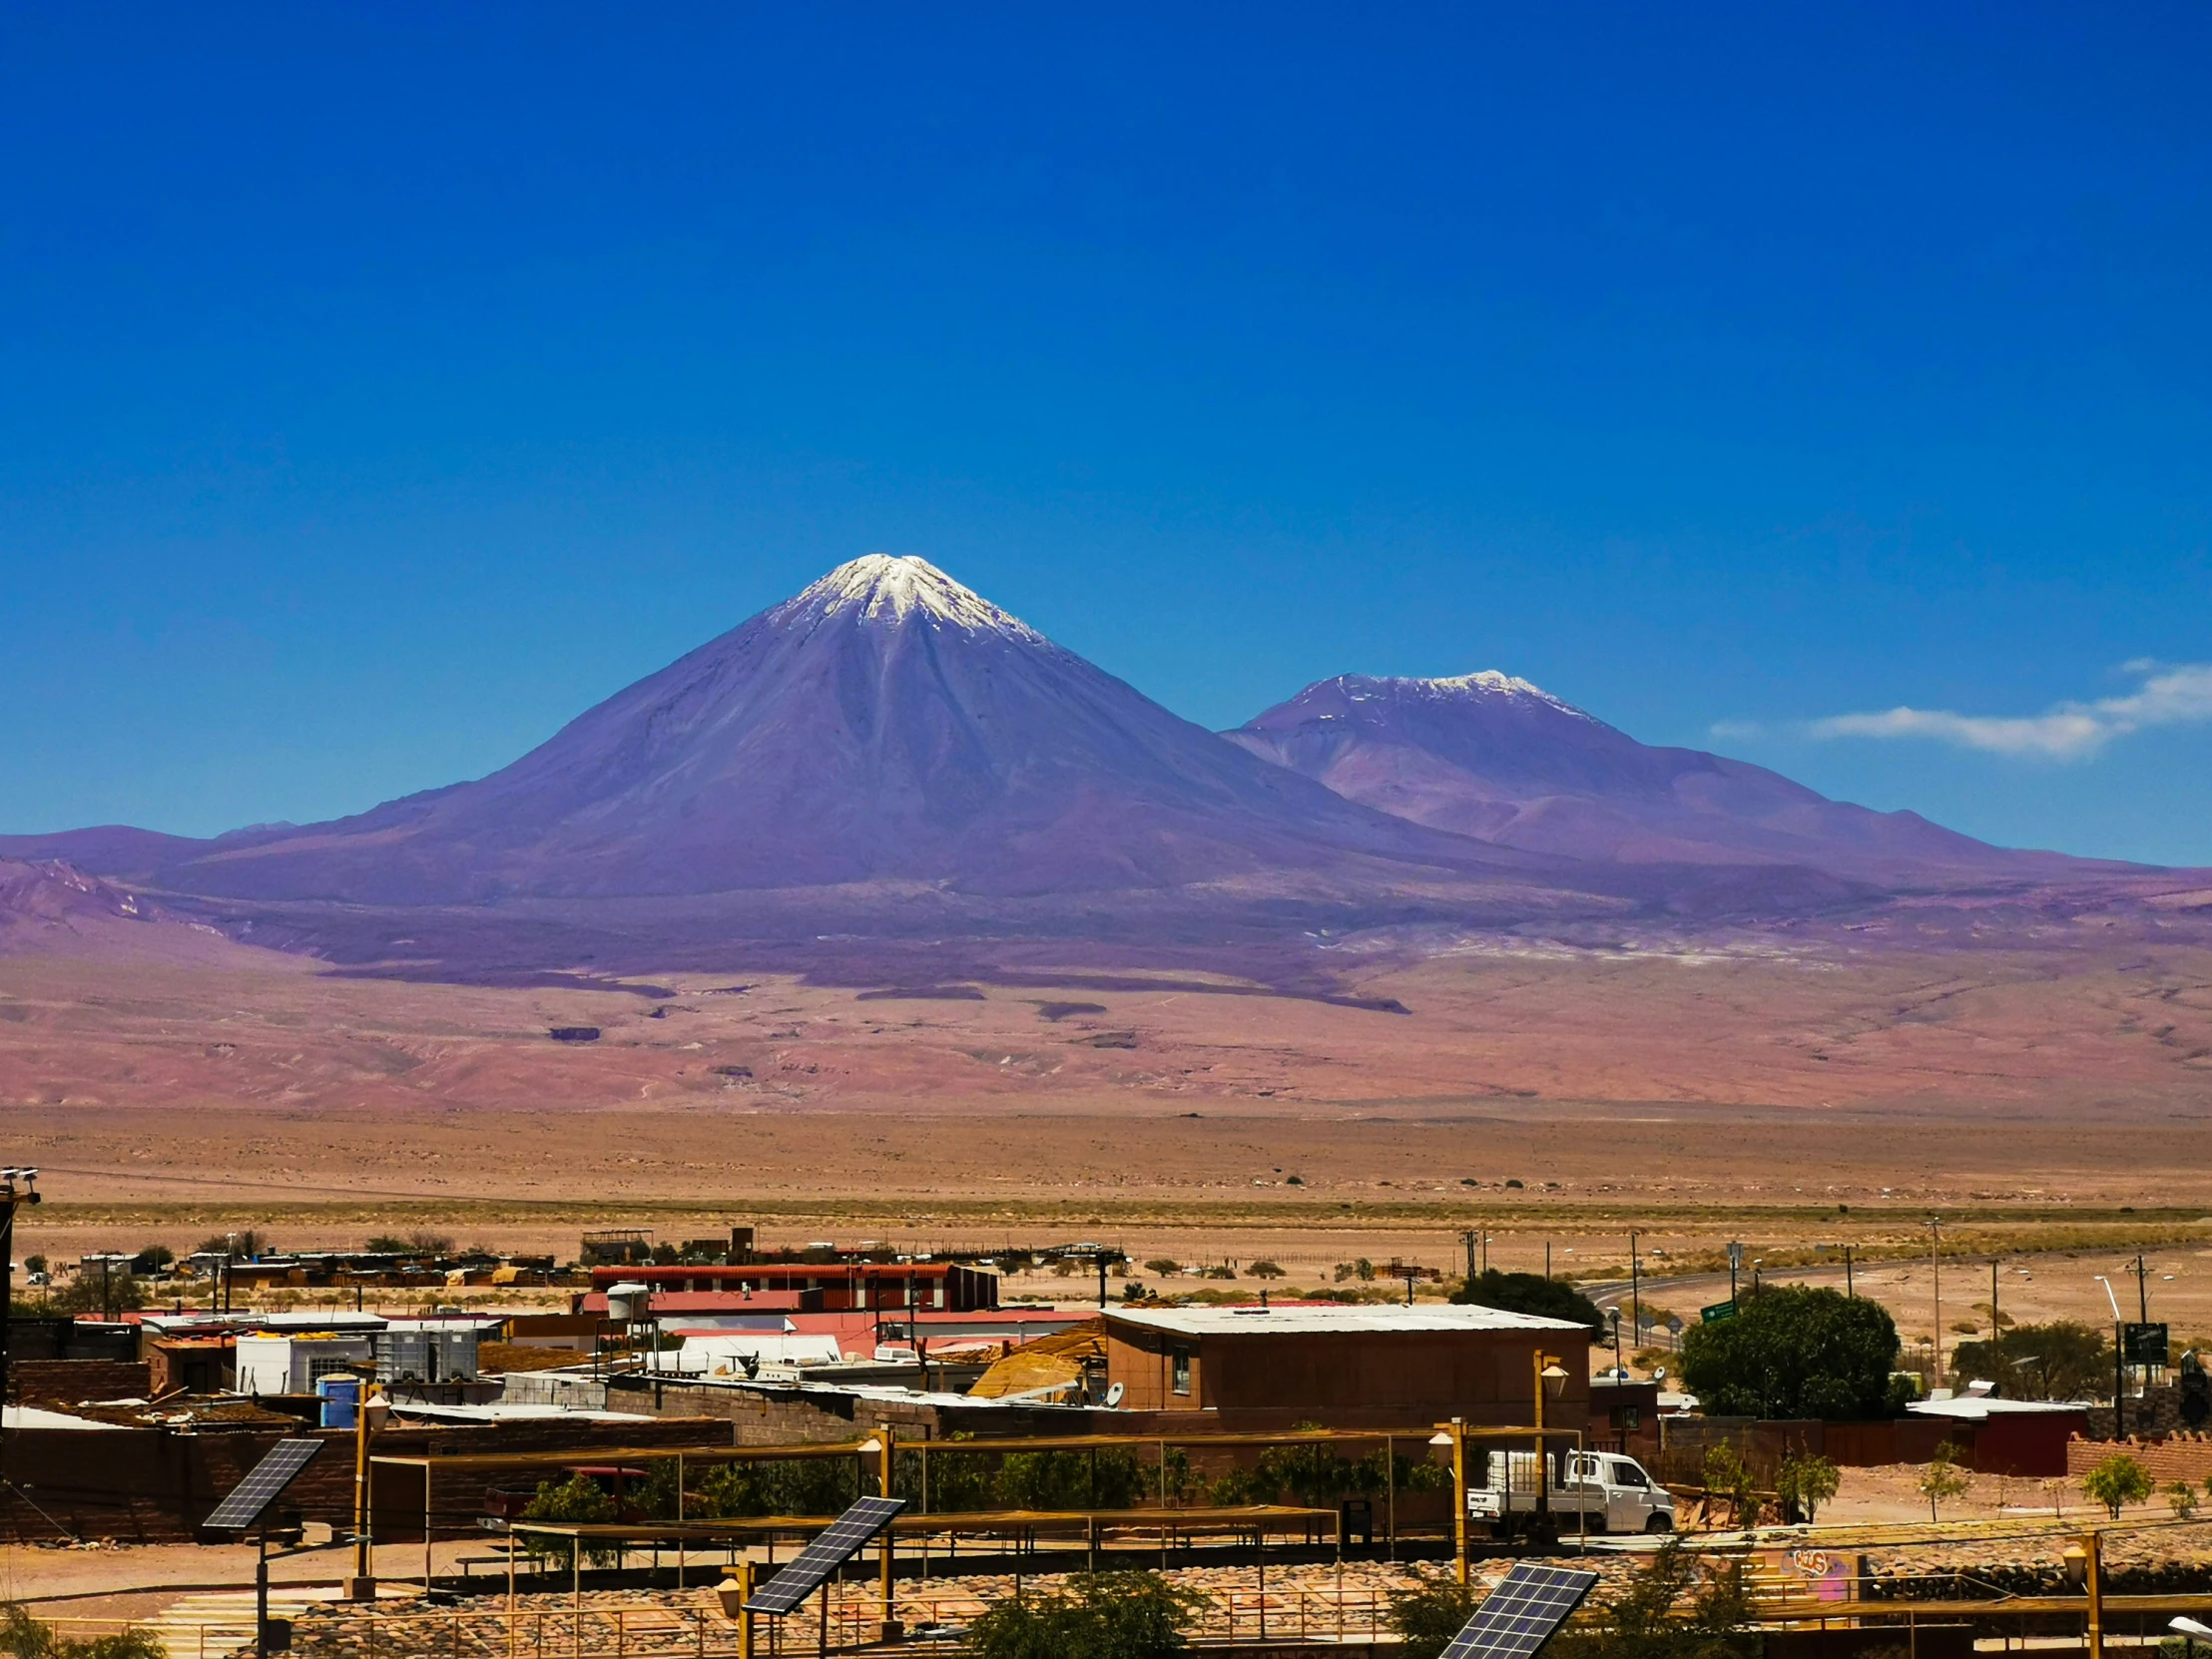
[{"x1": 1103, "y1": 1303, "x2": 1592, "y2": 1429}]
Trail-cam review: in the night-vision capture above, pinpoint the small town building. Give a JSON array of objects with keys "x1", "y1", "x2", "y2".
[{"x1": 1103, "y1": 1303, "x2": 1592, "y2": 1428}]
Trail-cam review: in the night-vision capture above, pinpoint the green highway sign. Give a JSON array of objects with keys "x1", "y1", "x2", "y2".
[{"x1": 1700, "y1": 1300, "x2": 1738, "y2": 1324}]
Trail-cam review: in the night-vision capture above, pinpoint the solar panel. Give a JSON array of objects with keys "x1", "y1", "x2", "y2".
[
  {"x1": 204, "y1": 1439, "x2": 324, "y2": 1532},
  {"x1": 744, "y1": 1495, "x2": 906, "y2": 1615},
  {"x1": 1439, "y1": 1561, "x2": 1602, "y2": 1659}
]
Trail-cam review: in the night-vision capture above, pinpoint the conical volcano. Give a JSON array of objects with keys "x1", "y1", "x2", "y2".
[{"x1": 113, "y1": 557, "x2": 1534, "y2": 904}]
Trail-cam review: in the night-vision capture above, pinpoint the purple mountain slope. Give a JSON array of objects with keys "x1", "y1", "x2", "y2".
[
  {"x1": 1224, "y1": 672, "x2": 2099, "y2": 882},
  {"x1": 11, "y1": 559, "x2": 1574, "y2": 906}
]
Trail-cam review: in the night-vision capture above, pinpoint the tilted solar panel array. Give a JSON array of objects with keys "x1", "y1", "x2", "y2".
[
  {"x1": 203, "y1": 1439, "x2": 324, "y2": 1532},
  {"x1": 744, "y1": 1496, "x2": 906, "y2": 1615},
  {"x1": 1440, "y1": 1561, "x2": 1602, "y2": 1659}
]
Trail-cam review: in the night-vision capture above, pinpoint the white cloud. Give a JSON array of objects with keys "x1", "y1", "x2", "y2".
[{"x1": 1797, "y1": 662, "x2": 2212, "y2": 762}]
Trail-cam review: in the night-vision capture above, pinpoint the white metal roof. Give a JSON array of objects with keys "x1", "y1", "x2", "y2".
[
  {"x1": 1909, "y1": 1395, "x2": 2088, "y2": 1419},
  {"x1": 1105, "y1": 1303, "x2": 1590, "y2": 1338}
]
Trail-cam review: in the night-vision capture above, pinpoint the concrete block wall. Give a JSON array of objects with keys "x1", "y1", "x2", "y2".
[{"x1": 11, "y1": 1359, "x2": 152, "y2": 1405}]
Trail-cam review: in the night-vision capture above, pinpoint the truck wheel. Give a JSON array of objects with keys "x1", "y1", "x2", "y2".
[{"x1": 1644, "y1": 1513, "x2": 1674, "y2": 1534}]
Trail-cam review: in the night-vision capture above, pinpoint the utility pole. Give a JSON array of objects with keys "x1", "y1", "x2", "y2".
[
  {"x1": 1545, "y1": 1240, "x2": 1551, "y2": 1279},
  {"x1": 2097, "y1": 1275, "x2": 2125, "y2": 1439},
  {"x1": 2137, "y1": 1254, "x2": 2150, "y2": 1325},
  {"x1": 1930, "y1": 1218, "x2": 1942, "y2": 1385},
  {"x1": 1992, "y1": 1259, "x2": 2000, "y2": 1342},
  {"x1": 1462, "y1": 1229, "x2": 1478, "y2": 1283},
  {"x1": 0, "y1": 1169, "x2": 44, "y2": 1483},
  {"x1": 1845, "y1": 1245, "x2": 1854, "y2": 1299},
  {"x1": 1629, "y1": 1232, "x2": 1640, "y2": 1344}
]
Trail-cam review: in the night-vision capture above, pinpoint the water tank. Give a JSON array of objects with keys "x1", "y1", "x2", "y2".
[
  {"x1": 317, "y1": 1374, "x2": 360, "y2": 1429},
  {"x1": 606, "y1": 1282, "x2": 651, "y2": 1322}
]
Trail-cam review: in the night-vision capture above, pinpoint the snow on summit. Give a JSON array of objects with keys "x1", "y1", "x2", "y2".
[
  {"x1": 775, "y1": 554, "x2": 1044, "y2": 641},
  {"x1": 1339, "y1": 670, "x2": 1596, "y2": 721}
]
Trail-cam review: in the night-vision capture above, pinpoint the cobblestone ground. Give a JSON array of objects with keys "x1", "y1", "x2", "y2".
[{"x1": 278, "y1": 1521, "x2": 2212, "y2": 1658}]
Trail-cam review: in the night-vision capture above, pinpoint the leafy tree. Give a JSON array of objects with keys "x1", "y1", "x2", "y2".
[
  {"x1": 691, "y1": 1455, "x2": 859, "y2": 1519},
  {"x1": 965, "y1": 1572, "x2": 1198, "y2": 1659},
  {"x1": 1451, "y1": 1270, "x2": 1604, "y2": 1337},
  {"x1": 129, "y1": 1246, "x2": 174, "y2": 1276},
  {"x1": 2082, "y1": 1453, "x2": 2153, "y2": 1520},
  {"x1": 195, "y1": 1230, "x2": 266, "y2": 1259},
  {"x1": 21, "y1": 1256, "x2": 45, "y2": 1278},
  {"x1": 1143, "y1": 1259, "x2": 1181, "y2": 1278},
  {"x1": 2165, "y1": 1480, "x2": 2198, "y2": 1519},
  {"x1": 0, "y1": 1603, "x2": 166, "y2": 1659},
  {"x1": 1247, "y1": 1261, "x2": 1286, "y2": 1280},
  {"x1": 1558, "y1": 1538, "x2": 1759, "y2": 1659},
  {"x1": 1776, "y1": 1450, "x2": 1841, "y2": 1523},
  {"x1": 1385, "y1": 1572, "x2": 1484, "y2": 1659},
  {"x1": 1680, "y1": 1286, "x2": 1904, "y2": 1419},
  {"x1": 517, "y1": 1474, "x2": 620, "y2": 1567},
  {"x1": 1701, "y1": 1444, "x2": 1759, "y2": 1529},
  {"x1": 1947, "y1": 1322, "x2": 2112, "y2": 1401},
  {"x1": 1918, "y1": 1444, "x2": 1972, "y2": 1520}
]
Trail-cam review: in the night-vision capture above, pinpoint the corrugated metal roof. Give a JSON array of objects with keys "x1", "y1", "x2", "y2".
[{"x1": 1105, "y1": 1304, "x2": 1589, "y2": 1337}]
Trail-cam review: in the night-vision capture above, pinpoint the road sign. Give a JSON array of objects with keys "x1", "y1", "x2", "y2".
[
  {"x1": 1665, "y1": 1315, "x2": 1684, "y2": 1335},
  {"x1": 1727, "y1": 1242, "x2": 1744, "y2": 1272},
  {"x1": 2124, "y1": 1322, "x2": 2169, "y2": 1366},
  {"x1": 1700, "y1": 1301, "x2": 1738, "y2": 1324}
]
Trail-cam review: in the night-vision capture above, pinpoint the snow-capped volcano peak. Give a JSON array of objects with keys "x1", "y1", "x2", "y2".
[
  {"x1": 1336, "y1": 671, "x2": 1596, "y2": 723},
  {"x1": 774, "y1": 553, "x2": 1044, "y2": 641}
]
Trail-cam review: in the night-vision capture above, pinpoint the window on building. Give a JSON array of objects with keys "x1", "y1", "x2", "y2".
[{"x1": 1171, "y1": 1347, "x2": 1191, "y2": 1395}]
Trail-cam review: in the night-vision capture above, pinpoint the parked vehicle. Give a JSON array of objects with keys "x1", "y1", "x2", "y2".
[{"x1": 1465, "y1": 1449, "x2": 1674, "y2": 1534}]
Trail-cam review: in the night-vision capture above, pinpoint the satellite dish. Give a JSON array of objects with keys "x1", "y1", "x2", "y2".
[{"x1": 1104, "y1": 1382, "x2": 1126, "y2": 1407}]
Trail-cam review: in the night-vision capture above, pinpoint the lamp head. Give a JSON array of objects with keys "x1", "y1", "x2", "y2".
[{"x1": 2171, "y1": 1619, "x2": 2212, "y2": 1641}]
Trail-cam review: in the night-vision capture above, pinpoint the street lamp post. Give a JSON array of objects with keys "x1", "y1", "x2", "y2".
[{"x1": 2097, "y1": 1275, "x2": 2125, "y2": 1439}]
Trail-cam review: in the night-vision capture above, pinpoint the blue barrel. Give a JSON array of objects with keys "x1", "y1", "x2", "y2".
[{"x1": 317, "y1": 1374, "x2": 360, "y2": 1428}]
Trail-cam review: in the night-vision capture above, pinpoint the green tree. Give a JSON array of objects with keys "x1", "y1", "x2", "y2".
[
  {"x1": 1946, "y1": 1322, "x2": 2111, "y2": 1401},
  {"x1": 1776, "y1": 1450, "x2": 1841, "y2": 1523},
  {"x1": 1680, "y1": 1286, "x2": 1904, "y2": 1419},
  {"x1": 965, "y1": 1572, "x2": 1198, "y2": 1659},
  {"x1": 129, "y1": 1246, "x2": 174, "y2": 1277},
  {"x1": 2164, "y1": 1480, "x2": 2198, "y2": 1519},
  {"x1": 1918, "y1": 1444, "x2": 1972, "y2": 1520},
  {"x1": 0, "y1": 1603, "x2": 166, "y2": 1659},
  {"x1": 1560, "y1": 1538, "x2": 1760, "y2": 1659},
  {"x1": 516, "y1": 1474, "x2": 620, "y2": 1567},
  {"x1": 2082, "y1": 1453, "x2": 2153, "y2": 1520},
  {"x1": 1451, "y1": 1270, "x2": 1603, "y2": 1336},
  {"x1": 1247, "y1": 1261, "x2": 1286, "y2": 1279},
  {"x1": 1701, "y1": 1444, "x2": 1759, "y2": 1529}
]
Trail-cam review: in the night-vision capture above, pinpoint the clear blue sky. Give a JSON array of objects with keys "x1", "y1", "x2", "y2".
[{"x1": 4, "y1": 6, "x2": 2209, "y2": 863}]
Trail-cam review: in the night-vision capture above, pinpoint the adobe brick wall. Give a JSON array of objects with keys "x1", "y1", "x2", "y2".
[
  {"x1": 11, "y1": 1359, "x2": 152, "y2": 1405},
  {"x1": 2066, "y1": 1430, "x2": 2212, "y2": 1483},
  {"x1": 0, "y1": 1413, "x2": 734, "y2": 1543}
]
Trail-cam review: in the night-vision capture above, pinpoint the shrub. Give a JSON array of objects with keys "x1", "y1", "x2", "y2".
[
  {"x1": 195, "y1": 1231, "x2": 266, "y2": 1259},
  {"x1": 2082, "y1": 1453, "x2": 2153, "y2": 1519},
  {"x1": 52, "y1": 1271, "x2": 146, "y2": 1315},
  {"x1": 1681, "y1": 1286, "x2": 1904, "y2": 1419},
  {"x1": 964, "y1": 1572, "x2": 1198, "y2": 1659},
  {"x1": 1385, "y1": 1572, "x2": 1483, "y2": 1659},
  {"x1": 2165, "y1": 1480, "x2": 2198, "y2": 1519},
  {"x1": 1143, "y1": 1259, "x2": 1181, "y2": 1277},
  {"x1": 0, "y1": 1604, "x2": 166, "y2": 1659},
  {"x1": 1247, "y1": 1260, "x2": 1285, "y2": 1279},
  {"x1": 1559, "y1": 1539, "x2": 1759, "y2": 1659}
]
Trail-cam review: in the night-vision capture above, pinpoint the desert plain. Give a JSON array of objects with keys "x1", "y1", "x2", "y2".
[{"x1": 7, "y1": 927, "x2": 2212, "y2": 1348}]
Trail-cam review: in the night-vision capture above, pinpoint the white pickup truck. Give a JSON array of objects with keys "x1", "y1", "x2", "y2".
[{"x1": 1464, "y1": 1448, "x2": 1675, "y2": 1534}]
